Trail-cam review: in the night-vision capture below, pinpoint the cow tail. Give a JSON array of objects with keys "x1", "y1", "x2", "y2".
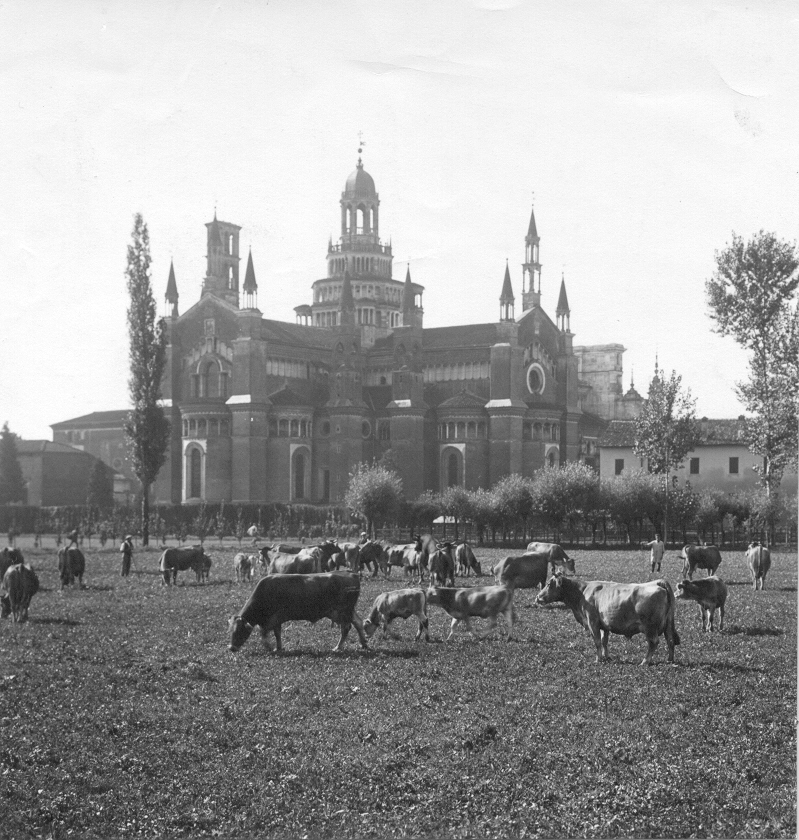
[{"x1": 665, "y1": 580, "x2": 680, "y2": 646}]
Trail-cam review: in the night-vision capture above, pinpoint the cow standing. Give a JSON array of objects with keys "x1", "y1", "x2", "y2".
[
  {"x1": 159, "y1": 546, "x2": 213, "y2": 585},
  {"x1": 681, "y1": 544, "x2": 722, "y2": 579},
  {"x1": 746, "y1": 543, "x2": 771, "y2": 591},
  {"x1": 676, "y1": 576, "x2": 728, "y2": 632},
  {"x1": 363, "y1": 589, "x2": 430, "y2": 642},
  {"x1": 358, "y1": 541, "x2": 389, "y2": 578},
  {"x1": 228, "y1": 572, "x2": 368, "y2": 653},
  {"x1": 1, "y1": 563, "x2": 39, "y2": 623},
  {"x1": 526, "y1": 542, "x2": 576, "y2": 575},
  {"x1": 58, "y1": 547, "x2": 86, "y2": 589},
  {"x1": 233, "y1": 553, "x2": 254, "y2": 583},
  {"x1": 492, "y1": 552, "x2": 550, "y2": 591},
  {"x1": 426, "y1": 584, "x2": 515, "y2": 641},
  {"x1": 429, "y1": 542, "x2": 456, "y2": 587},
  {"x1": 455, "y1": 543, "x2": 481, "y2": 577},
  {"x1": 536, "y1": 573, "x2": 680, "y2": 665},
  {"x1": 0, "y1": 547, "x2": 24, "y2": 580}
]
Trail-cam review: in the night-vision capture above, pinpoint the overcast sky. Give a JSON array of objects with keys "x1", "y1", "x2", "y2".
[{"x1": 2, "y1": 0, "x2": 797, "y2": 440}]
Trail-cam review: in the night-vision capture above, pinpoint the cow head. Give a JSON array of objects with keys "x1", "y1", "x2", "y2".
[
  {"x1": 675, "y1": 580, "x2": 698, "y2": 601},
  {"x1": 228, "y1": 615, "x2": 254, "y2": 652},
  {"x1": 362, "y1": 617, "x2": 379, "y2": 638},
  {"x1": 535, "y1": 573, "x2": 567, "y2": 605},
  {"x1": 425, "y1": 586, "x2": 441, "y2": 606}
]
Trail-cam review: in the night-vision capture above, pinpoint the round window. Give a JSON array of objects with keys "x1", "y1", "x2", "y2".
[
  {"x1": 526, "y1": 363, "x2": 545, "y2": 395},
  {"x1": 361, "y1": 420, "x2": 372, "y2": 439},
  {"x1": 320, "y1": 421, "x2": 331, "y2": 437},
  {"x1": 112, "y1": 458, "x2": 123, "y2": 470}
]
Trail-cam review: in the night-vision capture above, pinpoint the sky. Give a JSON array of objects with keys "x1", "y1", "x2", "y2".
[{"x1": 2, "y1": 0, "x2": 797, "y2": 440}]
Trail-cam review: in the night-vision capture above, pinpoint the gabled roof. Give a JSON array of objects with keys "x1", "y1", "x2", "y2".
[
  {"x1": 267, "y1": 386, "x2": 312, "y2": 407},
  {"x1": 51, "y1": 410, "x2": 129, "y2": 429},
  {"x1": 438, "y1": 390, "x2": 487, "y2": 410},
  {"x1": 261, "y1": 319, "x2": 341, "y2": 351},
  {"x1": 599, "y1": 418, "x2": 748, "y2": 448},
  {"x1": 598, "y1": 420, "x2": 636, "y2": 447},
  {"x1": 17, "y1": 440, "x2": 96, "y2": 456},
  {"x1": 421, "y1": 323, "x2": 499, "y2": 350}
]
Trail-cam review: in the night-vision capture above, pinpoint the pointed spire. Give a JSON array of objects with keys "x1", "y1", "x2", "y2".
[
  {"x1": 208, "y1": 211, "x2": 222, "y2": 247},
  {"x1": 500, "y1": 260, "x2": 515, "y2": 302},
  {"x1": 243, "y1": 249, "x2": 257, "y2": 292},
  {"x1": 402, "y1": 264, "x2": 414, "y2": 313},
  {"x1": 165, "y1": 260, "x2": 178, "y2": 304},
  {"x1": 527, "y1": 205, "x2": 538, "y2": 239},
  {"x1": 556, "y1": 273, "x2": 570, "y2": 314}
]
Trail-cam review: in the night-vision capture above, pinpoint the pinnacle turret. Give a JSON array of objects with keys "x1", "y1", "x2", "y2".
[
  {"x1": 165, "y1": 260, "x2": 179, "y2": 317},
  {"x1": 500, "y1": 261, "x2": 515, "y2": 322}
]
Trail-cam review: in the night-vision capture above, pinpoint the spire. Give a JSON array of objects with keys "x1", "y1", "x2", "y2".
[
  {"x1": 556, "y1": 273, "x2": 570, "y2": 314},
  {"x1": 208, "y1": 211, "x2": 222, "y2": 247},
  {"x1": 527, "y1": 205, "x2": 538, "y2": 239},
  {"x1": 500, "y1": 261, "x2": 515, "y2": 322},
  {"x1": 243, "y1": 249, "x2": 257, "y2": 292},
  {"x1": 402, "y1": 264, "x2": 414, "y2": 314},
  {"x1": 165, "y1": 260, "x2": 179, "y2": 318}
]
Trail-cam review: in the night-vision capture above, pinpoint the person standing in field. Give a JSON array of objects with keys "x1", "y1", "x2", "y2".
[
  {"x1": 120, "y1": 535, "x2": 134, "y2": 577},
  {"x1": 644, "y1": 534, "x2": 665, "y2": 573},
  {"x1": 247, "y1": 524, "x2": 259, "y2": 546}
]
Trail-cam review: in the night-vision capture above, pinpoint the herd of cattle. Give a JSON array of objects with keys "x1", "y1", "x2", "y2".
[{"x1": 0, "y1": 537, "x2": 775, "y2": 667}]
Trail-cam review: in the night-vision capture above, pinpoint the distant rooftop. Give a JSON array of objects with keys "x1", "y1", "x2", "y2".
[{"x1": 599, "y1": 418, "x2": 747, "y2": 448}]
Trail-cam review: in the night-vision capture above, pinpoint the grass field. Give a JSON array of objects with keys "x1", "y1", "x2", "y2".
[{"x1": 1, "y1": 541, "x2": 795, "y2": 839}]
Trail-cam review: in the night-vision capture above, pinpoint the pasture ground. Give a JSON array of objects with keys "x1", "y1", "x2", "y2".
[{"x1": 0, "y1": 542, "x2": 795, "y2": 839}]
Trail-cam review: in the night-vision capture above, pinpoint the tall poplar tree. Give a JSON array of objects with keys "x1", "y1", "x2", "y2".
[
  {"x1": 0, "y1": 422, "x2": 25, "y2": 505},
  {"x1": 706, "y1": 231, "x2": 799, "y2": 495},
  {"x1": 124, "y1": 214, "x2": 170, "y2": 545}
]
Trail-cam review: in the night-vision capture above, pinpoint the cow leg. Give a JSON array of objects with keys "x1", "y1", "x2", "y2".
[
  {"x1": 273, "y1": 624, "x2": 283, "y2": 652},
  {"x1": 718, "y1": 605, "x2": 724, "y2": 633},
  {"x1": 350, "y1": 611, "x2": 369, "y2": 649},
  {"x1": 416, "y1": 614, "x2": 430, "y2": 642},
  {"x1": 504, "y1": 604, "x2": 515, "y2": 641},
  {"x1": 446, "y1": 618, "x2": 459, "y2": 641},
  {"x1": 481, "y1": 615, "x2": 498, "y2": 640},
  {"x1": 600, "y1": 629, "x2": 611, "y2": 661},
  {"x1": 642, "y1": 634, "x2": 659, "y2": 666},
  {"x1": 258, "y1": 626, "x2": 272, "y2": 651}
]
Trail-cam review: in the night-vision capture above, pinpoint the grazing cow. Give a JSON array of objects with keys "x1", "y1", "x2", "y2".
[
  {"x1": 363, "y1": 589, "x2": 430, "y2": 642},
  {"x1": 746, "y1": 543, "x2": 771, "y2": 591},
  {"x1": 492, "y1": 552, "x2": 549, "y2": 591},
  {"x1": 228, "y1": 572, "x2": 368, "y2": 653},
  {"x1": 676, "y1": 576, "x2": 728, "y2": 632},
  {"x1": 413, "y1": 534, "x2": 437, "y2": 580},
  {"x1": 429, "y1": 542, "x2": 456, "y2": 587},
  {"x1": 536, "y1": 573, "x2": 680, "y2": 665},
  {"x1": 159, "y1": 546, "x2": 212, "y2": 585},
  {"x1": 233, "y1": 553, "x2": 254, "y2": 583},
  {"x1": 526, "y1": 542, "x2": 576, "y2": 574},
  {"x1": 681, "y1": 544, "x2": 722, "y2": 579},
  {"x1": 58, "y1": 547, "x2": 86, "y2": 589},
  {"x1": 426, "y1": 584, "x2": 515, "y2": 641},
  {"x1": 385, "y1": 544, "x2": 421, "y2": 580},
  {"x1": 1, "y1": 563, "x2": 39, "y2": 623},
  {"x1": 0, "y1": 547, "x2": 24, "y2": 579},
  {"x1": 359, "y1": 541, "x2": 389, "y2": 578},
  {"x1": 455, "y1": 543, "x2": 481, "y2": 577}
]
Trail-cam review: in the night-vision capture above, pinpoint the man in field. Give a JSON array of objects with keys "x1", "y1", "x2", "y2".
[{"x1": 643, "y1": 534, "x2": 665, "y2": 573}]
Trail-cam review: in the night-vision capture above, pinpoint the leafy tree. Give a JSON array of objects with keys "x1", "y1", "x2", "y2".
[
  {"x1": 86, "y1": 459, "x2": 114, "y2": 510},
  {"x1": 438, "y1": 485, "x2": 472, "y2": 541},
  {"x1": 234, "y1": 506, "x2": 247, "y2": 547},
  {"x1": 344, "y1": 463, "x2": 403, "y2": 536},
  {"x1": 533, "y1": 463, "x2": 599, "y2": 543},
  {"x1": 0, "y1": 422, "x2": 25, "y2": 505},
  {"x1": 123, "y1": 213, "x2": 170, "y2": 546},
  {"x1": 492, "y1": 474, "x2": 535, "y2": 542},
  {"x1": 468, "y1": 488, "x2": 501, "y2": 545},
  {"x1": 605, "y1": 470, "x2": 659, "y2": 543},
  {"x1": 706, "y1": 231, "x2": 799, "y2": 495}
]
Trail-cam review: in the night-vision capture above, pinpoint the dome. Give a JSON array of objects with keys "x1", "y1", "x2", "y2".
[{"x1": 344, "y1": 161, "x2": 377, "y2": 198}]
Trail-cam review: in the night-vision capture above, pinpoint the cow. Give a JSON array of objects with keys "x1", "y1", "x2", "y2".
[
  {"x1": 196, "y1": 554, "x2": 212, "y2": 582},
  {"x1": 159, "y1": 546, "x2": 213, "y2": 585},
  {"x1": 681, "y1": 544, "x2": 722, "y2": 579},
  {"x1": 746, "y1": 542, "x2": 771, "y2": 591},
  {"x1": 363, "y1": 589, "x2": 430, "y2": 642},
  {"x1": 358, "y1": 541, "x2": 389, "y2": 578},
  {"x1": 429, "y1": 542, "x2": 456, "y2": 587},
  {"x1": 295, "y1": 541, "x2": 340, "y2": 574},
  {"x1": 233, "y1": 553, "x2": 254, "y2": 583},
  {"x1": 492, "y1": 552, "x2": 549, "y2": 591},
  {"x1": 271, "y1": 544, "x2": 303, "y2": 555},
  {"x1": 426, "y1": 584, "x2": 515, "y2": 641},
  {"x1": 454, "y1": 542, "x2": 481, "y2": 577},
  {"x1": 526, "y1": 542, "x2": 576, "y2": 575},
  {"x1": 385, "y1": 543, "x2": 420, "y2": 580},
  {"x1": 0, "y1": 547, "x2": 24, "y2": 579},
  {"x1": 337, "y1": 542, "x2": 361, "y2": 575},
  {"x1": 263, "y1": 546, "x2": 321, "y2": 575},
  {"x1": 536, "y1": 573, "x2": 680, "y2": 665},
  {"x1": 413, "y1": 534, "x2": 437, "y2": 581},
  {"x1": 58, "y1": 546, "x2": 86, "y2": 589},
  {"x1": 1, "y1": 563, "x2": 39, "y2": 623},
  {"x1": 676, "y1": 576, "x2": 728, "y2": 632},
  {"x1": 228, "y1": 572, "x2": 368, "y2": 653}
]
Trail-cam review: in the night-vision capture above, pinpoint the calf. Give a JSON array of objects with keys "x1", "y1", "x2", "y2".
[
  {"x1": 676, "y1": 576, "x2": 728, "y2": 632},
  {"x1": 1, "y1": 563, "x2": 39, "y2": 623},
  {"x1": 363, "y1": 589, "x2": 430, "y2": 642},
  {"x1": 233, "y1": 553, "x2": 254, "y2": 583},
  {"x1": 426, "y1": 584, "x2": 515, "y2": 641},
  {"x1": 429, "y1": 542, "x2": 456, "y2": 587},
  {"x1": 455, "y1": 543, "x2": 481, "y2": 577},
  {"x1": 746, "y1": 543, "x2": 771, "y2": 591}
]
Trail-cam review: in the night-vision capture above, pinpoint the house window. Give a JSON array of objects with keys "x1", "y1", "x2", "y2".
[
  {"x1": 615, "y1": 459, "x2": 624, "y2": 476},
  {"x1": 690, "y1": 458, "x2": 700, "y2": 475},
  {"x1": 729, "y1": 457, "x2": 739, "y2": 475}
]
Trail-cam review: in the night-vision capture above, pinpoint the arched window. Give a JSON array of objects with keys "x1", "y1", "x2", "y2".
[
  {"x1": 448, "y1": 452, "x2": 459, "y2": 487},
  {"x1": 290, "y1": 419, "x2": 299, "y2": 437},
  {"x1": 292, "y1": 450, "x2": 307, "y2": 500},
  {"x1": 197, "y1": 419, "x2": 207, "y2": 438},
  {"x1": 228, "y1": 234, "x2": 234, "y2": 255},
  {"x1": 228, "y1": 266, "x2": 235, "y2": 289},
  {"x1": 189, "y1": 447, "x2": 202, "y2": 499},
  {"x1": 279, "y1": 419, "x2": 289, "y2": 437}
]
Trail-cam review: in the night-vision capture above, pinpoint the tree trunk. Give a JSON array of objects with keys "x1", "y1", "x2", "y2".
[{"x1": 141, "y1": 483, "x2": 150, "y2": 547}]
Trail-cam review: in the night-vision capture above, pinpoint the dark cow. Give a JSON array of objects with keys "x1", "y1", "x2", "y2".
[
  {"x1": 358, "y1": 541, "x2": 389, "y2": 578},
  {"x1": 196, "y1": 554, "x2": 212, "y2": 582},
  {"x1": 526, "y1": 541, "x2": 576, "y2": 574},
  {"x1": 1, "y1": 563, "x2": 39, "y2": 623},
  {"x1": 233, "y1": 553, "x2": 254, "y2": 583},
  {"x1": 426, "y1": 584, "x2": 515, "y2": 641},
  {"x1": 681, "y1": 544, "x2": 722, "y2": 579},
  {"x1": 159, "y1": 546, "x2": 212, "y2": 585},
  {"x1": 429, "y1": 542, "x2": 456, "y2": 587},
  {"x1": 746, "y1": 543, "x2": 771, "y2": 591},
  {"x1": 454, "y1": 542, "x2": 481, "y2": 577},
  {"x1": 363, "y1": 589, "x2": 430, "y2": 642},
  {"x1": 0, "y1": 547, "x2": 24, "y2": 579},
  {"x1": 228, "y1": 572, "x2": 368, "y2": 653},
  {"x1": 676, "y1": 576, "x2": 728, "y2": 632},
  {"x1": 536, "y1": 573, "x2": 680, "y2": 665},
  {"x1": 58, "y1": 547, "x2": 86, "y2": 589},
  {"x1": 492, "y1": 552, "x2": 549, "y2": 591}
]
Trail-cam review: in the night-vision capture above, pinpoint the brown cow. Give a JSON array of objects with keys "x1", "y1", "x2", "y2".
[
  {"x1": 492, "y1": 553, "x2": 549, "y2": 591},
  {"x1": 1, "y1": 563, "x2": 39, "y2": 623},
  {"x1": 746, "y1": 543, "x2": 771, "y2": 591},
  {"x1": 363, "y1": 589, "x2": 430, "y2": 642},
  {"x1": 676, "y1": 576, "x2": 728, "y2": 632},
  {"x1": 426, "y1": 584, "x2": 515, "y2": 641},
  {"x1": 526, "y1": 542, "x2": 576, "y2": 574},
  {"x1": 681, "y1": 544, "x2": 722, "y2": 579}
]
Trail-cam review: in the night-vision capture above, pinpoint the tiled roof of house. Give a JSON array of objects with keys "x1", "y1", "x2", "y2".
[
  {"x1": 267, "y1": 386, "x2": 312, "y2": 407},
  {"x1": 17, "y1": 440, "x2": 93, "y2": 456},
  {"x1": 51, "y1": 410, "x2": 129, "y2": 429},
  {"x1": 599, "y1": 418, "x2": 747, "y2": 448},
  {"x1": 261, "y1": 319, "x2": 340, "y2": 350},
  {"x1": 422, "y1": 323, "x2": 499, "y2": 350}
]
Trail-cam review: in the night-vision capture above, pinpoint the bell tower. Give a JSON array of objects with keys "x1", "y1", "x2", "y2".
[
  {"x1": 521, "y1": 203, "x2": 541, "y2": 311},
  {"x1": 203, "y1": 212, "x2": 242, "y2": 307}
]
